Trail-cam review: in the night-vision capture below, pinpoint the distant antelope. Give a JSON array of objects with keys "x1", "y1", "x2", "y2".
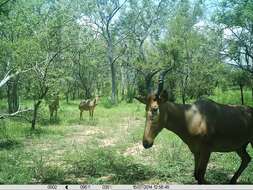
[
  {"x1": 79, "y1": 96, "x2": 99, "y2": 120},
  {"x1": 48, "y1": 94, "x2": 60, "y2": 121},
  {"x1": 137, "y1": 70, "x2": 253, "y2": 184}
]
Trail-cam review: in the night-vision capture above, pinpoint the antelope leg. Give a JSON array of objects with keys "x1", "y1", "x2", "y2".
[
  {"x1": 91, "y1": 109, "x2": 94, "y2": 119},
  {"x1": 80, "y1": 111, "x2": 83, "y2": 120},
  {"x1": 196, "y1": 150, "x2": 210, "y2": 184},
  {"x1": 230, "y1": 144, "x2": 251, "y2": 184},
  {"x1": 89, "y1": 110, "x2": 91, "y2": 119},
  {"x1": 194, "y1": 152, "x2": 200, "y2": 181}
]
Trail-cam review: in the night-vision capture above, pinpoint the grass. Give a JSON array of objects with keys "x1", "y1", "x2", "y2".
[
  {"x1": 0, "y1": 89, "x2": 253, "y2": 184},
  {"x1": 209, "y1": 87, "x2": 253, "y2": 106}
]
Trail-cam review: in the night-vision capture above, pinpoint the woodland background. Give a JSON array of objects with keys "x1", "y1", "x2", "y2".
[{"x1": 0, "y1": 0, "x2": 253, "y2": 184}]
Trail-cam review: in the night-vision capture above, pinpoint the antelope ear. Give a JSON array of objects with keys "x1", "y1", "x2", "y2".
[
  {"x1": 160, "y1": 90, "x2": 168, "y2": 103},
  {"x1": 134, "y1": 95, "x2": 146, "y2": 104}
]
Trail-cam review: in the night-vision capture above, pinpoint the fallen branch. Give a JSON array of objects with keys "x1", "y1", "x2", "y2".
[{"x1": 0, "y1": 108, "x2": 33, "y2": 120}]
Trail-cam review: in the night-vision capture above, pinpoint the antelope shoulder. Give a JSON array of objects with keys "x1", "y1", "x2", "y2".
[{"x1": 185, "y1": 104, "x2": 208, "y2": 136}]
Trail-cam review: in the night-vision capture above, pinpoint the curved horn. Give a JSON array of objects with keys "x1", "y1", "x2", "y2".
[
  {"x1": 157, "y1": 73, "x2": 165, "y2": 97},
  {"x1": 156, "y1": 67, "x2": 173, "y2": 99}
]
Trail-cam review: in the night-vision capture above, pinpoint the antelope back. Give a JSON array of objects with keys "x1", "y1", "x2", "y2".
[{"x1": 79, "y1": 99, "x2": 91, "y2": 110}]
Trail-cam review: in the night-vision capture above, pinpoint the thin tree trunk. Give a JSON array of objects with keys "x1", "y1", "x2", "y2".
[
  {"x1": 71, "y1": 91, "x2": 75, "y2": 100},
  {"x1": 0, "y1": 89, "x2": 3, "y2": 99},
  {"x1": 31, "y1": 101, "x2": 41, "y2": 130},
  {"x1": 121, "y1": 66, "x2": 126, "y2": 101},
  {"x1": 111, "y1": 62, "x2": 117, "y2": 104},
  {"x1": 65, "y1": 92, "x2": 69, "y2": 104},
  {"x1": 84, "y1": 88, "x2": 92, "y2": 99},
  {"x1": 181, "y1": 74, "x2": 188, "y2": 105},
  {"x1": 240, "y1": 85, "x2": 244, "y2": 105},
  {"x1": 31, "y1": 87, "x2": 48, "y2": 129},
  {"x1": 72, "y1": 88, "x2": 76, "y2": 100},
  {"x1": 7, "y1": 78, "x2": 19, "y2": 113},
  {"x1": 107, "y1": 35, "x2": 117, "y2": 104},
  {"x1": 251, "y1": 87, "x2": 253, "y2": 101},
  {"x1": 107, "y1": 30, "x2": 117, "y2": 104}
]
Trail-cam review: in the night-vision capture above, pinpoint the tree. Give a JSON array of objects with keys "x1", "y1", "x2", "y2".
[
  {"x1": 0, "y1": 0, "x2": 29, "y2": 113},
  {"x1": 76, "y1": 0, "x2": 128, "y2": 104},
  {"x1": 0, "y1": 0, "x2": 76, "y2": 128},
  {"x1": 120, "y1": 0, "x2": 175, "y2": 97},
  {"x1": 214, "y1": 0, "x2": 253, "y2": 74},
  {"x1": 231, "y1": 69, "x2": 251, "y2": 105},
  {"x1": 159, "y1": 0, "x2": 223, "y2": 104}
]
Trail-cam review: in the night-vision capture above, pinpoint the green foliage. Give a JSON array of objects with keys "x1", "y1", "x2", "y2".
[
  {"x1": 214, "y1": 0, "x2": 253, "y2": 73},
  {"x1": 159, "y1": 0, "x2": 224, "y2": 102},
  {"x1": 231, "y1": 69, "x2": 251, "y2": 87},
  {"x1": 99, "y1": 97, "x2": 115, "y2": 109}
]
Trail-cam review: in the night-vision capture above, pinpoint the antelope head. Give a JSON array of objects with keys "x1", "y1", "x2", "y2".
[
  {"x1": 94, "y1": 96, "x2": 99, "y2": 105},
  {"x1": 137, "y1": 70, "x2": 170, "y2": 149}
]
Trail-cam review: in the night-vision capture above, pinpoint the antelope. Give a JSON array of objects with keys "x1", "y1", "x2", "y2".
[
  {"x1": 79, "y1": 96, "x2": 99, "y2": 120},
  {"x1": 137, "y1": 71, "x2": 253, "y2": 184},
  {"x1": 48, "y1": 94, "x2": 60, "y2": 121}
]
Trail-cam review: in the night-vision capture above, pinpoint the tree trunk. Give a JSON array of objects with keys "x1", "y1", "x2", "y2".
[
  {"x1": 31, "y1": 87, "x2": 48, "y2": 129},
  {"x1": 31, "y1": 101, "x2": 41, "y2": 130},
  {"x1": 65, "y1": 92, "x2": 69, "y2": 104},
  {"x1": 251, "y1": 87, "x2": 253, "y2": 101},
  {"x1": 120, "y1": 66, "x2": 126, "y2": 101},
  {"x1": 240, "y1": 84, "x2": 244, "y2": 105},
  {"x1": 84, "y1": 88, "x2": 92, "y2": 99},
  {"x1": 181, "y1": 75, "x2": 188, "y2": 105},
  {"x1": 7, "y1": 77, "x2": 19, "y2": 113},
  {"x1": 0, "y1": 89, "x2": 3, "y2": 100},
  {"x1": 107, "y1": 33, "x2": 117, "y2": 104},
  {"x1": 71, "y1": 89, "x2": 76, "y2": 100},
  {"x1": 111, "y1": 62, "x2": 117, "y2": 104}
]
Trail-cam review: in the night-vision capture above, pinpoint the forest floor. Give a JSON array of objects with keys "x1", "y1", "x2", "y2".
[{"x1": 1, "y1": 91, "x2": 253, "y2": 184}]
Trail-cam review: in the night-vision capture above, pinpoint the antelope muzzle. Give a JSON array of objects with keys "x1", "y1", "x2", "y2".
[{"x1": 143, "y1": 139, "x2": 153, "y2": 149}]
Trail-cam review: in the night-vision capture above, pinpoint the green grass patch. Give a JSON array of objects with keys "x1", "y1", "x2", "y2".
[
  {"x1": 67, "y1": 148, "x2": 156, "y2": 184},
  {"x1": 209, "y1": 88, "x2": 253, "y2": 106}
]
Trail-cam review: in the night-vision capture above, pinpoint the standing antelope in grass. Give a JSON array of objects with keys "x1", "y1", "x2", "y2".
[
  {"x1": 137, "y1": 70, "x2": 253, "y2": 184},
  {"x1": 79, "y1": 96, "x2": 99, "y2": 120},
  {"x1": 48, "y1": 94, "x2": 60, "y2": 121}
]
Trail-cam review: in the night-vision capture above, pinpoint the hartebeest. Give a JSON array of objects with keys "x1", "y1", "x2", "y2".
[
  {"x1": 48, "y1": 94, "x2": 60, "y2": 121},
  {"x1": 79, "y1": 96, "x2": 99, "y2": 120},
  {"x1": 138, "y1": 71, "x2": 253, "y2": 184}
]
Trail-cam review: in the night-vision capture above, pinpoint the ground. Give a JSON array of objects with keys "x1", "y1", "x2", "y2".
[{"x1": 0, "y1": 95, "x2": 253, "y2": 184}]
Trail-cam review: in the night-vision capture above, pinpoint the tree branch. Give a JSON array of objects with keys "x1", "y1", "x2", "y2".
[
  {"x1": 0, "y1": 108, "x2": 33, "y2": 120},
  {"x1": 0, "y1": 68, "x2": 33, "y2": 88},
  {"x1": 108, "y1": 0, "x2": 128, "y2": 23}
]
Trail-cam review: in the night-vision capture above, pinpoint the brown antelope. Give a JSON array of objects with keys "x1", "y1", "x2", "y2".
[
  {"x1": 48, "y1": 94, "x2": 60, "y2": 121},
  {"x1": 137, "y1": 71, "x2": 253, "y2": 184},
  {"x1": 79, "y1": 96, "x2": 99, "y2": 120}
]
